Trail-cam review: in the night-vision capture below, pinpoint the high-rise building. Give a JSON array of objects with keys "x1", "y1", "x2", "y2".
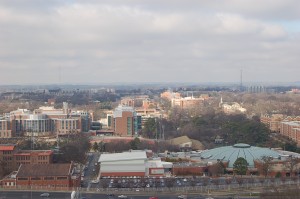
[{"x1": 109, "y1": 105, "x2": 141, "y2": 136}]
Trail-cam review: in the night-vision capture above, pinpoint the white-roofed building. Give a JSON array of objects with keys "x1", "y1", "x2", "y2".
[{"x1": 98, "y1": 151, "x2": 147, "y2": 177}]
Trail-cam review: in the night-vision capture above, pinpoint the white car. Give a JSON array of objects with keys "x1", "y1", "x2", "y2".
[
  {"x1": 118, "y1": 195, "x2": 128, "y2": 198},
  {"x1": 40, "y1": 193, "x2": 50, "y2": 197},
  {"x1": 91, "y1": 179, "x2": 99, "y2": 184}
]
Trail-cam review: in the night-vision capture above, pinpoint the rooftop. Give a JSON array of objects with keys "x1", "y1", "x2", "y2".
[
  {"x1": 17, "y1": 164, "x2": 72, "y2": 177},
  {"x1": 0, "y1": 144, "x2": 16, "y2": 151},
  {"x1": 200, "y1": 143, "x2": 281, "y2": 168},
  {"x1": 99, "y1": 151, "x2": 147, "y2": 162}
]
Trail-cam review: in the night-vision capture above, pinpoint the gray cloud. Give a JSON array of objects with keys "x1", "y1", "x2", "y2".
[{"x1": 0, "y1": 0, "x2": 299, "y2": 84}]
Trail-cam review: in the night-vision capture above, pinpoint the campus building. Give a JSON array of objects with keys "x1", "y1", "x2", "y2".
[
  {"x1": 0, "y1": 144, "x2": 53, "y2": 173},
  {"x1": 107, "y1": 105, "x2": 141, "y2": 136},
  {"x1": 98, "y1": 151, "x2": 173, "y2": 177},
  {"x1": 0, "y1": 102, "x2": 92, "y2": 138},
  {"x1": 1, "y1": 163, "x2": 80, "y2": 189}
]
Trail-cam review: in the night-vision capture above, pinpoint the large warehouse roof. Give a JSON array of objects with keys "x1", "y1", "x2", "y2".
[
  {"x1": 99, "y1": 151, "x2": 147, "y2": 162},
  {"x1": 200, "y1": 143, "x2": 281, "y2": 168}
]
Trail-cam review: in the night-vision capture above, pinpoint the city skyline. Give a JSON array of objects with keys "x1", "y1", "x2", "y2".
[{"x1": 0, "y1": 0, "x2": 299, "y2": 84}]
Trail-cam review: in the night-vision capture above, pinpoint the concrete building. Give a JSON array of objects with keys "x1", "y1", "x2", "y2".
[
  {"x1": 98, "y1": 151, "x2": 173, "y2": 177},
  {"x1": 171, "y1": 96, "x2": 205, "y2": 109},
  {"x1": 0, "y1": 119, "x2": 14, "y2": 138},
  {"x1": 160, "y1": 91, "x2": 181, "y2": 100},
  {"x1": 219, "y1": 97, "x2": 246, "y2": 114},
  {"x1": 146, "y1": 159, "x2": 173, "y2": 177},
  {"x1": 0, "y1": 103, "x2": 92, "y2": 138}
]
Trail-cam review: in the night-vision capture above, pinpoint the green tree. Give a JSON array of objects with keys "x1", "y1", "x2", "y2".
[
  {"x1": 142, "y1": 118, "x2": 157, "y2": 138},
  {"x1": 233, "y1": 157, "x2": 248, "y2": 176},
  {"x1": 130, "y1": 137, "x2": 141, "y2": 150}
]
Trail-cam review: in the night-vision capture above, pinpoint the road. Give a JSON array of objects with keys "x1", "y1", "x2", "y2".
[
  {"x1": 82, "y1": 152, "x2": 100, "y2": 189},
  {"x1": 0, "y1": 191, "x2": 258, "y2": 199}
]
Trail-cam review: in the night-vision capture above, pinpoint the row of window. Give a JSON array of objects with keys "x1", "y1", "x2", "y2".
[
  {"x1": 0, "y1": 121, "x2": 8, "y2": 129},
  {"x1": 0, "y1": 131, "x2": 12, "y2": 137},
  {"x1": 18, "y1": 176, "x2": 68, "y2": 181},
  {"x1": 16, "y1": 155, "x2": 49, "y2": 161},
  {"x1": 38, "y1": 156, "x2": 48, "y2": 160},
  {"x1": 16, "y1": 156, "x2": 30, "y2": 161},
  {"x1": 17, "y1": 162, "x2": 49, "y2": 167},
  {"x1": 2, "y1": 156, "x2": 13, "y2": 161}
]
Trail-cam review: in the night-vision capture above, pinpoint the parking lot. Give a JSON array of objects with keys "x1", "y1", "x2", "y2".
[{"x1": 88, "y1": 176, "x2": 217, "y2": 189}]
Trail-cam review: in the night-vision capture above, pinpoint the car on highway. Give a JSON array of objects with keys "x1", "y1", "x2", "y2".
[
  {"x1": 91, "y1": 179, "x2": 99, "y2": 184},
  {"x1": 40, "y1": 193, "x2": 50, "y2": 197},
  {"x1": 178, "y1": 195, "x2": 187, "y2": 199},
  {"x1": 118, "y1": 195, "x2": 127, "y2": 198}
]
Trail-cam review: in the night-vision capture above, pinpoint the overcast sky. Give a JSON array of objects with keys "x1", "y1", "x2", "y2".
[{"x1": 0, "y1": 0, "x2": 299, "y2": 85}]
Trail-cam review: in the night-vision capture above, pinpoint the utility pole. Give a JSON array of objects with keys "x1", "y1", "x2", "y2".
[
  {"x1": 155, "y1": 118, "x2": 158, "y2": 141},
  {"x1": 162, "y1": 125, "x2": 165, "y2": 140}
]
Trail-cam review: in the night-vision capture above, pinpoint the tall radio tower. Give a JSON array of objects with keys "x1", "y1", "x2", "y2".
[{"x1": 240, "y1": 69, "x2": 243, "y2": 92}]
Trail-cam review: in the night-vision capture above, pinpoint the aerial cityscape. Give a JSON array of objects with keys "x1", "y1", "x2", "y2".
[{"x1": 1, "y1": 1, "x2": 300, "y2": 199}]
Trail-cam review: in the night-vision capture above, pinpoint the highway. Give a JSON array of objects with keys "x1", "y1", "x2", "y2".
[{"x1": 0, "y1": 190, "x2": 257, "y2": 199}]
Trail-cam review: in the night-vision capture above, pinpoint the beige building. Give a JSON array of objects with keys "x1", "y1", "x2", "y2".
[
  {"x1": 0, "y1": 103, "x2": 91, "y2": 138},
  {"x1": 260, "y1": 114, "x2": 285, "y2": 132}
]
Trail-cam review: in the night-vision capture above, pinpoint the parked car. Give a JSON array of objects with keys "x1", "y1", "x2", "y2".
[
  {"x1": 40, "y1": 193, "x2": 50, "y2": 197},
  {"x1": 91, "y1": 179, "x2": 99, "y2": 184}
]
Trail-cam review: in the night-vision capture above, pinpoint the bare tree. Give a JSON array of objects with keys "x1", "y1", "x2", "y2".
[
  {"x1": 208, "y1": 161, "x2": 225, "y2": 177},
  {"x1": 260, "y1": 156, "x2": 273, "y2": 178},
  {"x1": 285, "y1": 156, "x2": 300, "y2": 177}
]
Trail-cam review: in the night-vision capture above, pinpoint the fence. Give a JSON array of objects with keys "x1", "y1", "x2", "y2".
[{"x1": 1, "y1": 177, "x2": 300, "y2": 194}]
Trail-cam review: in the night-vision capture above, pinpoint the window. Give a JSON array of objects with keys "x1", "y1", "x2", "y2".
[
  {"x1": 18, "y1": 178, "x2": 28, "y2": 180},
  {"x1": 31, "y1": 177, "x2": 41, "y2": 180},
  {"x1": 44, "y1": 177, "x2": 54, "y2": 180},
  {"x1": 127, "y1": 117, "x2": 132, "y2": 135},
  {"x1": 57, "y1": 177, "x2": 67, "y2": 180}
]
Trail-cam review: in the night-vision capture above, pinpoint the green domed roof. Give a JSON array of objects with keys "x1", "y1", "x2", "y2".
[{"x1": 200, "y1": 143, "x2": 280, "y2": 168}]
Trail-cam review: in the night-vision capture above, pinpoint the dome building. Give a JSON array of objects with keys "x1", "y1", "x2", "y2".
[{"x1": 200, "y1": 143, "x2": 281, "y2": 168}]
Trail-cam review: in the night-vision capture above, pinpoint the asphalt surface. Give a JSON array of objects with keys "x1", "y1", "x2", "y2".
[{"x1": 0, "y1": 191, "x2": 258, "y2": 199}]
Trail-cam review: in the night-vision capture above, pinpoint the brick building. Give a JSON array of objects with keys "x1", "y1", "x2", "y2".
[
  {"x1": 0, "y1": 145, "x2": 16, "y2": 173},
  {"x1": 108, "y1": 105, "x2": 141, "y2": 136},
  {"x1": 0, "y1": 144, "x2": 53, "y2": 174},
  {"x1": 1, "y1": 163, "x2": 80, "y2": 189},
  {"x1": 14, "y1": 150, "x2": 53, "y2": 169}
]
